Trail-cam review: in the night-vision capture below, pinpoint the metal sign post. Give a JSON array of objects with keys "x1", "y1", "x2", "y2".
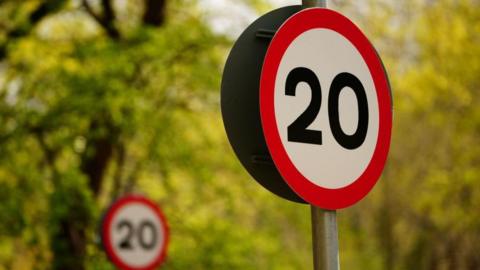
[
  {"x1": 302, "y1": 0, "x2": 326, "y2": 8},
  {"x1": 302, "y1": 2, "x2": 339, "y2": 270},
  {"x1": 311, "y1": 207, "x2": 339, "y2": 270}
]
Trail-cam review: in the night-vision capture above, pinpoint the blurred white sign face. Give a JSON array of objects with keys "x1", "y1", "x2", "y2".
[{"x1": 102, "y1": 196, "x2": 168, "y2": 270}]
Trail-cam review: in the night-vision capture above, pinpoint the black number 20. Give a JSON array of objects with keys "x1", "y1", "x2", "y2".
[
  {"x1": 117, "y1": 220, "x2": 158, "y2": 250},
  {"x1": 285, "y1": 67, "x2": 369, "y2": 150}
]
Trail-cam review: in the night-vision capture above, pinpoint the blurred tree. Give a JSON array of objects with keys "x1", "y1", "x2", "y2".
[
  {"x1": 337, "y1": 0, "x2": 480, "y2": 269},
  {"x1": 391, "y1": 1, "x2": 480, "y2": 268},
  {"x1": 0, "y1": 0, "x2": 227, "y2": 269}
]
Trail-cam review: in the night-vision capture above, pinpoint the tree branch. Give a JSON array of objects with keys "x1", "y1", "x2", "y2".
[
  {"x1": 143, "y1": 0, "x2": 167, "y2": 26},
  {"x1": 0, "y1": 0, "x2": 67, "y2": 59},
  {"x1": 80, "y1": 118, "x2": 118, "y2": 197},
  {"x1": 81, "y1": 0, "x2": 103, "y2": 24},
  {"x1": 82, "y1": 0, "x2": 121, "y2": 39},
  {"x1": 111, "y1": 142, "x2": 126, "y2": 199},
  {"x1": 31, "y1": 127, "x2": 60, "y2": 184},
  {"x1": 122, "y1": 161, "x2": 142, "y2": 194}
]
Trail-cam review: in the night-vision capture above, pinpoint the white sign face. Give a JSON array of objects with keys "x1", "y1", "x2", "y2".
[
  {"x1": 260, "y1": 8, "x2": 392, "y2": 209},
  {"x1": 110, "y1": 203, "x2": 165, "y2": 267},
  {"x1": 274, "y1": 29, "x2": 379, "y2": 189},
  {"x1": 102, "y1": 196, "x2": 169, "y2": 270}
]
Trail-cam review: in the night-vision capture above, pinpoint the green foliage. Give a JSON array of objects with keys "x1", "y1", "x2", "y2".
[
  {"x1": 48, "y1": 171, "x2": 95, "y2": 269},
  {"x1": 337, "y1": 0, "x2": 480, "y2": 269}
]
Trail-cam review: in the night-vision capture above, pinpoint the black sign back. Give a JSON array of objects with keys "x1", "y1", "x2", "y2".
[{"x1": 221, "y1": 5, "x2": 305, "y2": 203}]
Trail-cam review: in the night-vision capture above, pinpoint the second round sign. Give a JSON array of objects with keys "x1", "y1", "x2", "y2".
[
  {"x1": 102, "y1": 195, "x2": 169, "y2": 270},
  {"x1": 260, "y1": 8, "x2": 392, "y2": 209}
]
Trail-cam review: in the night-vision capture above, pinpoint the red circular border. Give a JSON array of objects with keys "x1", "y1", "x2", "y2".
[
  {"x1": 102, "y1": 195, "x2": 170, "y2": 270},
  {"x1": 260, "y1": 8, "x2": 392, "y2": 209}
]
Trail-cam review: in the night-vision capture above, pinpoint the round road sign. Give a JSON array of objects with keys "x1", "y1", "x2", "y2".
[
  {"x1": 260, "y1": 8, "x2": 392, "y2": 209},
  {"x1": 102, "y1": 195, "x2": 169, "y2": 270}
]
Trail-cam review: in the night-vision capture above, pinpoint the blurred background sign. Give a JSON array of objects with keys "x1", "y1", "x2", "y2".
[{"x1": 101, "y1": 195, "x2": 169, "y2": 270}]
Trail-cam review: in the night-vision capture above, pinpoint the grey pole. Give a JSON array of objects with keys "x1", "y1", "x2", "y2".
[
  {"x1": 300, "y1": 3, "x2": 339, "y2": 269},
  {"x1": 311, "y1": 207, "x2": 339, "y2": 270},
  {"x1": 302, "y1": 0, "x2": 326, "y2": 8}
]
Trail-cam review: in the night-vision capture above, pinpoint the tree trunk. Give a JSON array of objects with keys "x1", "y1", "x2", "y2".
[{"x1": 143, "y1": 0, "x2": 167, "y2": 26}]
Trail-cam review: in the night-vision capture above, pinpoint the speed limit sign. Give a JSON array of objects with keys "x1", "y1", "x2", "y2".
[
  {"x1": 101, "y1": 195, "x2": 169, "y2": 270},
  {"x1": 260, "y1": 8, "x2": 392, "y2": 209}
]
